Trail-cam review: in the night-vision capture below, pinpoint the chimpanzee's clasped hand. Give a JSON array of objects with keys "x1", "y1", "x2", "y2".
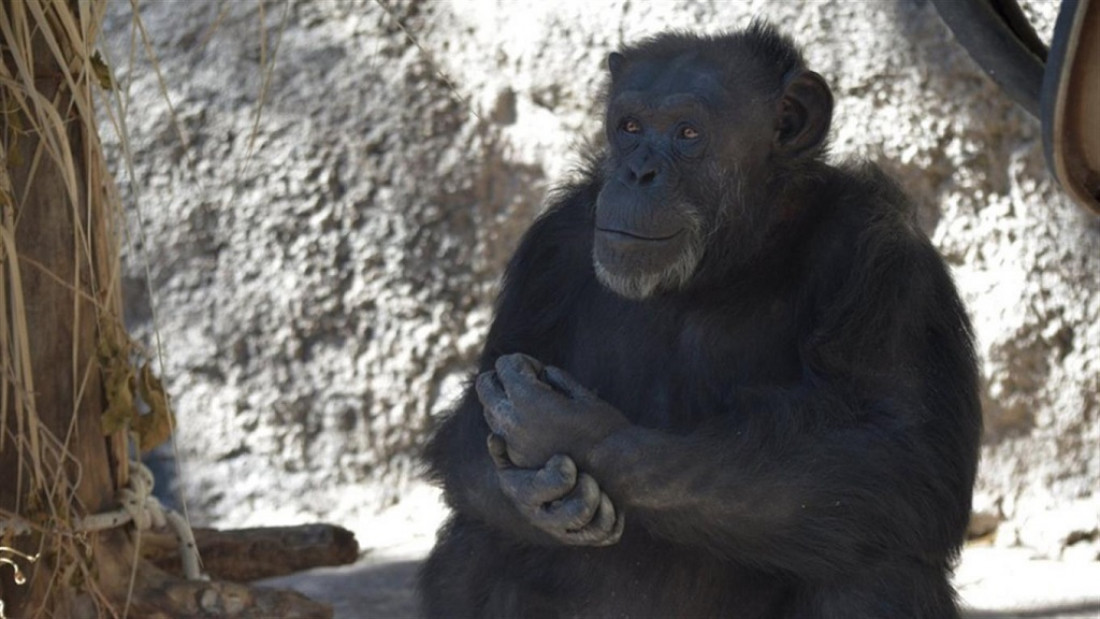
[
  {"x1": 476, "y1": 353, "x2": 630, "y2": 469},
  {"x1": 486, "y1": 434, "x2": 624, "y2": 546},
  {"x1": 477, "y1": 353, "x2": 629, "y2": 546}
]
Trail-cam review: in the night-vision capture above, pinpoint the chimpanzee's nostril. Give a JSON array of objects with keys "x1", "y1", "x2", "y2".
[{"x1": 625, "y1": 166, "x2": 658, "y2": 186}]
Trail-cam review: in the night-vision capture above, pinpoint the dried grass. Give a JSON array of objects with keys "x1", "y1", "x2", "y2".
[
  {"x1": 2, "y1": 0, "x2": 292, "y2": 615},
  {"x1": 1, "y1": 0, "x2": 131, "y2": 616}
]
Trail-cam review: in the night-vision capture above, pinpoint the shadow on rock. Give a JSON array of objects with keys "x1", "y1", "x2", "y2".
[{"x1": 257, "y1": 558, "x2": 422, "y2": 618}]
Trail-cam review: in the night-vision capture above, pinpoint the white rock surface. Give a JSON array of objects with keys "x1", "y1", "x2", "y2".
[{"x1": 97, "y1": 0, "x2": 1097, "y2": 576}]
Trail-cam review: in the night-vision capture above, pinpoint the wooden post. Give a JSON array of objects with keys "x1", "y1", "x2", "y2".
[{"x1": 1, "y1": 0, "x2": 125, "y2": 612}]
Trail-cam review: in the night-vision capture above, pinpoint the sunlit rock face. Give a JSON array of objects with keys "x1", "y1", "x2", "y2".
[{"x1": 101, "y1": 0, "x2": 1095, "y2": 560}]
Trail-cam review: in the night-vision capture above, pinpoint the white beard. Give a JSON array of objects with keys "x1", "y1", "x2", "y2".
[{"x1": 592, "y1": 239, "x2": 702, "y2": 300}]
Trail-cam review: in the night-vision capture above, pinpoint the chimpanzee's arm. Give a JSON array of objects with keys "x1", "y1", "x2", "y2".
[
  {"x1": 423, "y1": 181, "x2": 624, "y2": 546},
  {"x1": 483, "y1": 238, "x2": 981, "y2": 576}
]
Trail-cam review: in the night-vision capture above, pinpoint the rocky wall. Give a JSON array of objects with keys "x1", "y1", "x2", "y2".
[{"x1": 99, "y1": 0, "x2": 1097, "y2": 558}]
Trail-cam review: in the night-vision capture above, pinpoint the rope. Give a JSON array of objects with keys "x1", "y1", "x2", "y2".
[
  {"x1": 0, "y1": 461, "x2": 206, "y2": 582},
  {"x1": 75, "y1": 460, "x2": 207, "y2": 581}
]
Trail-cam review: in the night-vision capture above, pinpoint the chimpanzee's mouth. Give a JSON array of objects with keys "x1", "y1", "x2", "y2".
[{"x1": 596, "y1": 228, "x2": 683, "y2": 242}]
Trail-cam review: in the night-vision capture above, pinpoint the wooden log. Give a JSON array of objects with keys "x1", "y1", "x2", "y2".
[
  {"x1": 91, "y1": 538, "x2": 334, "y2": 619},
  {"x1": 142, "y1": 524, "x2": 360, "y2": 582},
  {"x1": 121, "y1": 573, "x2": 334, "y2": 619}
]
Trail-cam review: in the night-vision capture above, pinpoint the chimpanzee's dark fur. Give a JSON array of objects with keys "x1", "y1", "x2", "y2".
[{"x1": 419, "y1": 23, "x2": 981, "y2": 619}]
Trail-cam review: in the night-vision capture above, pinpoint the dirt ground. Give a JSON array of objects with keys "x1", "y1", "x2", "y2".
[{"x1": 259, "y1": 483, "x2": 1100, "y2": 619}]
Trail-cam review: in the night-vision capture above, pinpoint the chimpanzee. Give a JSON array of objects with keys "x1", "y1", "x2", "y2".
[{"x1": 418, "y1": 22, "x2": 982, "y2": 619}]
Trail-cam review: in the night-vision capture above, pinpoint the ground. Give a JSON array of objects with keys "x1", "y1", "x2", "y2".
[{"x1": 259, "y1": 482, "x2": 1100, "y2": 619}]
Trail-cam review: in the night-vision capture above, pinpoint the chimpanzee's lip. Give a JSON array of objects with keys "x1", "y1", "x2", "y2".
[{"x1": 596, "y1": 227, "x2": 683, "y2": 242}]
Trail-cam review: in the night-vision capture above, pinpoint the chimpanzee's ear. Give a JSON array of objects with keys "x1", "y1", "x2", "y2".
[
  {"x1": 607, "y1": 52, "x2": 626, "y2": 79},
  {"x1": 775, "y1": 70, "x2": 833, "y2": 157}
]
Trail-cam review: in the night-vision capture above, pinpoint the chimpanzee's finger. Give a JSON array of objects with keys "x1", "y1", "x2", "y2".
[
  {"x1": 498, "y1": 454, "x2": 578, "y2": 507},
  {"x1": 536, "y1": 472, "x2": 601, "y2": 532},
  {"x1": 487, "y1": 433, "x2": 512, "y2": 469},
  {"x1": 564, "y1": 492, "x2": 625, "y2": 547},
  {"x1": 496, "y1": 353, "x2": 545, "y2": 378},
  {"x1": 543, "y1": 365, "x2": 593, "y2": 400},
  {"x1": 495, "y1": 354, "x2": 556, "y2": 404},
  {"x1": 477, "y1": 371, "x2": 517, "y2": 436}
]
